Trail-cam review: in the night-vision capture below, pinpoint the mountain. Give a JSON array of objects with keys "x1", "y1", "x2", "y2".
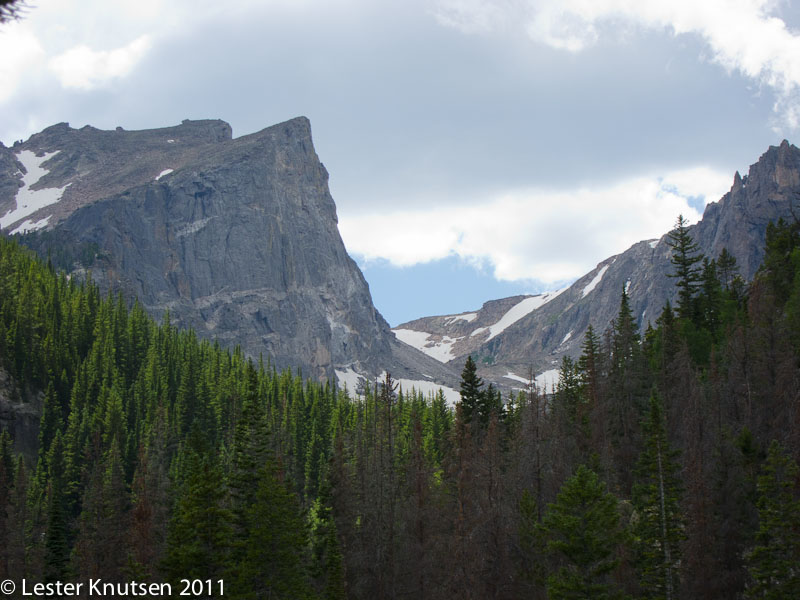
[
  {"x1": 0, "y1": 118, "x2": 457, "y2": 389},
  {"x1": 394, "y1": 140, "x2": 800, "y2": 387}
]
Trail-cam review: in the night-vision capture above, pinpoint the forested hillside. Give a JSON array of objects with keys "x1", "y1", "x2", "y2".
[{"x1": 1, "y1": 210, "x2": 800, "y2": 599}]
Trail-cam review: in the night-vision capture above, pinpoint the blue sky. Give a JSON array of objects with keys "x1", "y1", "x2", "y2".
[{"x1": 2, "y1": 0, "x2": 800, "y2": 325}]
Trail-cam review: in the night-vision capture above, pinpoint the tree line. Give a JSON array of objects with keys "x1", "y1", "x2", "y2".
[{"x1": 0, "y1": 213, "x2": 799, "y2": 598}]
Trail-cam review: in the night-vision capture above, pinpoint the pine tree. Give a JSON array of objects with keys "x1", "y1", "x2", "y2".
[
  {"x1": 43, "y1": 431, "x2": 69, "y2": 583},
  {"x1": 745, "y1": 441, "x2": 800, "y2": 599},
  {"x1": 74, "y1": 437, "x2": 130, "y2": 581},
  {"x1": 541, "y1": 465, "x2": 627, "y2": 600},
  {"x1": 162, "y1": 436, "x2": 232, "y2": 584},
  {"x1": 6, "y1": 456, "x2": 30, "y2": 578},
  {"x1": 0, "y1": 430, "x2": 14, "y2": 579},
  {"x1": 231, "y1": 460, "x2": 315, "y2": 600},
  {"x1": 516, "y1": 489, "x2": 546, "y2": 595},
  {"x1": 717, "y1": 247, "x2": 739, "y2": 292},
  {"x1": 699, "y1": 257, "x2": 722, "y2": 335},
  {"x1": 578, "y1": 325, "x2": 600, "y2": 407},
  {"x1": 632, "y1": 392, "x2": 683, "y2": 600},
  {"x1": 459, "y1": 356, "x2": 484, "y2": 426},
  {"x1": 605, "y1": 287, "x2": 649, "y2": 493},
  {"x1": 666, "y1": 214, "x2": 704, "y2": 320},
  {"x1": 477, "y1": 382, "x2": 503, "y2": 428}
]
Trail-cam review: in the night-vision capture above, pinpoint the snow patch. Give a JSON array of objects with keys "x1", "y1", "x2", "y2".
[
  {"x1": 649, "y1": 239, "x2": 659, "y2": 248},
  {"x1": 625, "y1": 279, "x2": 631, "y2": 294},
  {"x1": 483, "y1": 290, "x2": 565, "y2": 342},
  {"x1": 1, "y1": 150, "x2": 69, "y2": 230},
  {"x1": 560, "y1": 330, "x2": 573, "y2": 345},
  {"x1": 470, "y1": 326, "x2": 488, "y2": 337},
  {"x1": 335, "y1": 367, "x2": 364, "y2": 394},
  {"x1": 167, "y1": 139, "x2": 176, "y2": 143},
  {"x1": 535, "y1": 369, "x2": 561, "y2": 391},
  {"x1": 393, "y1": 328, "x2": 460, "y2": 362},
  {"x1": 504, "y1": 368, "x2": 561, "y2": 392},
  {"x1": 445, "y1": 312, "x2": 477, "y2": 325},
  {"x1": 581, "y1": 265, "x2": 609, "y2": 298},
  {"x1": 395, "y1": 378, "x2": 461, "y2": 406},
  {"x1": 10, "y1": 215, "x2": 51, "y2": 235},
  {"x1": 504, "y1": 371, "x2": 530, "y2": 384},
  {"x1": 155, "y1": 168, "x2": 173, "y2": 180}
]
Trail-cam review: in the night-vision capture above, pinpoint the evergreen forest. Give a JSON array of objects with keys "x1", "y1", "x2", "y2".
[{"x1": 1, "y1": 215, "x2": 800, "y2": 599}]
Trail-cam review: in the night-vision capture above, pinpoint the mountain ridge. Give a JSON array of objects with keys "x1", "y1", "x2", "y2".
[
  {"x1": 1, "y1": 117, "x2": 458, "y2": 389},
  {"x1": 393, "y1": 140, "x2": 800, "y2": 387}
]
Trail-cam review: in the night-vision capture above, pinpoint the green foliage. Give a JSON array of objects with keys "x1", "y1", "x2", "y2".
[
  {"x1": 163, "y1": 435, "x2": 232, "y2": 583},
  {"x1": 458, "y1": 355, "x2": 483, "y2": 425},
  {"x1": 745, "y1": 441, "x2": 800, "y2": 599},
  {"x1": 541, "y1": 465, "x2": 628, "y2": 600},
  {"x1": 517, "y1": 489, "x2": 546, "y2": 589},
  {"x1": 230, "y1": 460, "x2": 316, "y2": 599},
  {"x1": 632, "y1": 392, "x2": 683, "y2": 600},
  {"x1": 5, "y1": 213, "x2": 800, "y2": 599},
  {"x1": 666, "y1": 214, "x2": 704, "y2": 320},
  {"x1": 43, "y1": 431, "x2": 69, "y2": 583},
  {"x1": 759, "y1": 218, "x2": 800, "y2": 305}
]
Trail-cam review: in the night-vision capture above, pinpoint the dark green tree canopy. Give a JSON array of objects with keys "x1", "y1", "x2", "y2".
[{"x1": 666, "y1": 214, "x2": 704, "y2": 319}]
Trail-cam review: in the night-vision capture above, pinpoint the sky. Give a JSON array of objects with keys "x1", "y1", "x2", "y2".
[{"x1": 2, "y1": 0, "x2": 800, "y2": 325}]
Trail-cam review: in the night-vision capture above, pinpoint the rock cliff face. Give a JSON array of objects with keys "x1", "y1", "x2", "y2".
[
  {"x1": 395, "y1": 141, "x2": 800, "y2": 387},
  {"x1": 0, "y1": 368, "x2": 41, "y2": 458},
  {"x1": 2, "y1": 118, "x2": 456, "y2": 385}
]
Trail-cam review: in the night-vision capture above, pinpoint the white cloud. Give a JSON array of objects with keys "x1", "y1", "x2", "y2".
[
  {"x1": 430, "y1": 0, "x2": 510, "y2": 34},
  {"x1": 0, "y1": 23, "x2": 46, "y2": 102},
  {"x1": 48, "y1": 35, "x2": 152, "y2": 90},
  {"x1": 432, "y1": 0, "x2": 800, "y2": 128},
  {"x1": 339, "y1": 166, "x2": 731, "y2": 283}
]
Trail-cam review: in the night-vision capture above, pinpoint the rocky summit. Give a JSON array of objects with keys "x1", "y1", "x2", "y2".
[
  {"x1": 394, "y1": 140, "x2": 800, "y2": 388},
  {"x1": 0, "y1": 117, "x2": 456, "y2": 388}
]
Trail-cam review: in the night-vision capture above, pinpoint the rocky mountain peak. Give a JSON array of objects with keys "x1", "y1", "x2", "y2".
[{"x1": 2, "y1": 117, "x2": 457, "y2": 389}]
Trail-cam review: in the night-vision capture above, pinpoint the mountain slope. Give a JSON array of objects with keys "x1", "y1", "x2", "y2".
[
  {"x1": 395, "y1": 140, "x2": 800, "y2": 385},
  {"x1": 1, "y1": 118, "x2": 457, "y2": 386}
]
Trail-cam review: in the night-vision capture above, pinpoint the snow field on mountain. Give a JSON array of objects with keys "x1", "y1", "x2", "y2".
[
  {"x1": 581, "y1": 264, "x2": 609, "y2": 297},
  {"x1": 335, "y1": 367, "x2": 461, "y2": 405},
  {"x1": 483, "y1": 291, "x2": 565, "y2": 341},
  {"x1": 394, "y1": 290, "x2": 566, "y2": 364},
  {"x1": 393, "y1": 329, "x2": 460, "y2": 362},
  {"x1": 504, "y1": 368, "x2": 561, "y2": 391},
  {"x1": 0, "y1": 150, "x2": 68, "y2": 230}
]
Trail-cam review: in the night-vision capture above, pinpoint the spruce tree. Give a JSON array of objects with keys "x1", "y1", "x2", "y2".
[
  {"x1": 43, "y1": 431, "x2": 69, "y2": 583},
  {"x1": 459, "y1": 355, "x2": 483, "y2": 425},
  {"x1": 666, "y1": 214, "x2": 704, "y2": 320},
  {"x1": 578, "y1": 325, "x2": 600, "y2": 407},
  {"x1": 717, "y1": 247, "x2": 739, "y2": 291},
  {"x1": 745, "y1": 441, "x2": 800, "y2": 599},
  {"x1": 632, "y1": 392, "x2": 683, "y2": 600},
  {"x1": 163, "y1": 436, "x2": 232, "y2": 584},
  {"x1": 231, "y1": 460, "x2": 315, "y2": 600},
  {"x1": 541, "y1": 465, "x2": 627, "y2": 600},
  {"x1": 0, "y1": 430, "x2": 13, "y2": 579}
]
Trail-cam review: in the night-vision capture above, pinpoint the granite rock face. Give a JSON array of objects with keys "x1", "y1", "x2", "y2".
[
  {"x1": 0, "y1": 368, "x2": 41, "y2": 458},
  {"x1": 3, "y1": 118, "x2": 456, "y2": 385},
  {"x1": 396, "y1": 141, "x2": 800, "y2": 387}
]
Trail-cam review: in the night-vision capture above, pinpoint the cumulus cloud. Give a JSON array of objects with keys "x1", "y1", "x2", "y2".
[
  {"x1": 432, "y1": 0, "x2": 800, "y2": 129},
  {"x1": 48, "y1": 35, "x2": 152, "y2": 90},
  {"x1": 339, "y1": 166, "x2": 731, "y2": 283},
  {"x1": 0, "y1": 23, "x2": 46, "y2": 102}
]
